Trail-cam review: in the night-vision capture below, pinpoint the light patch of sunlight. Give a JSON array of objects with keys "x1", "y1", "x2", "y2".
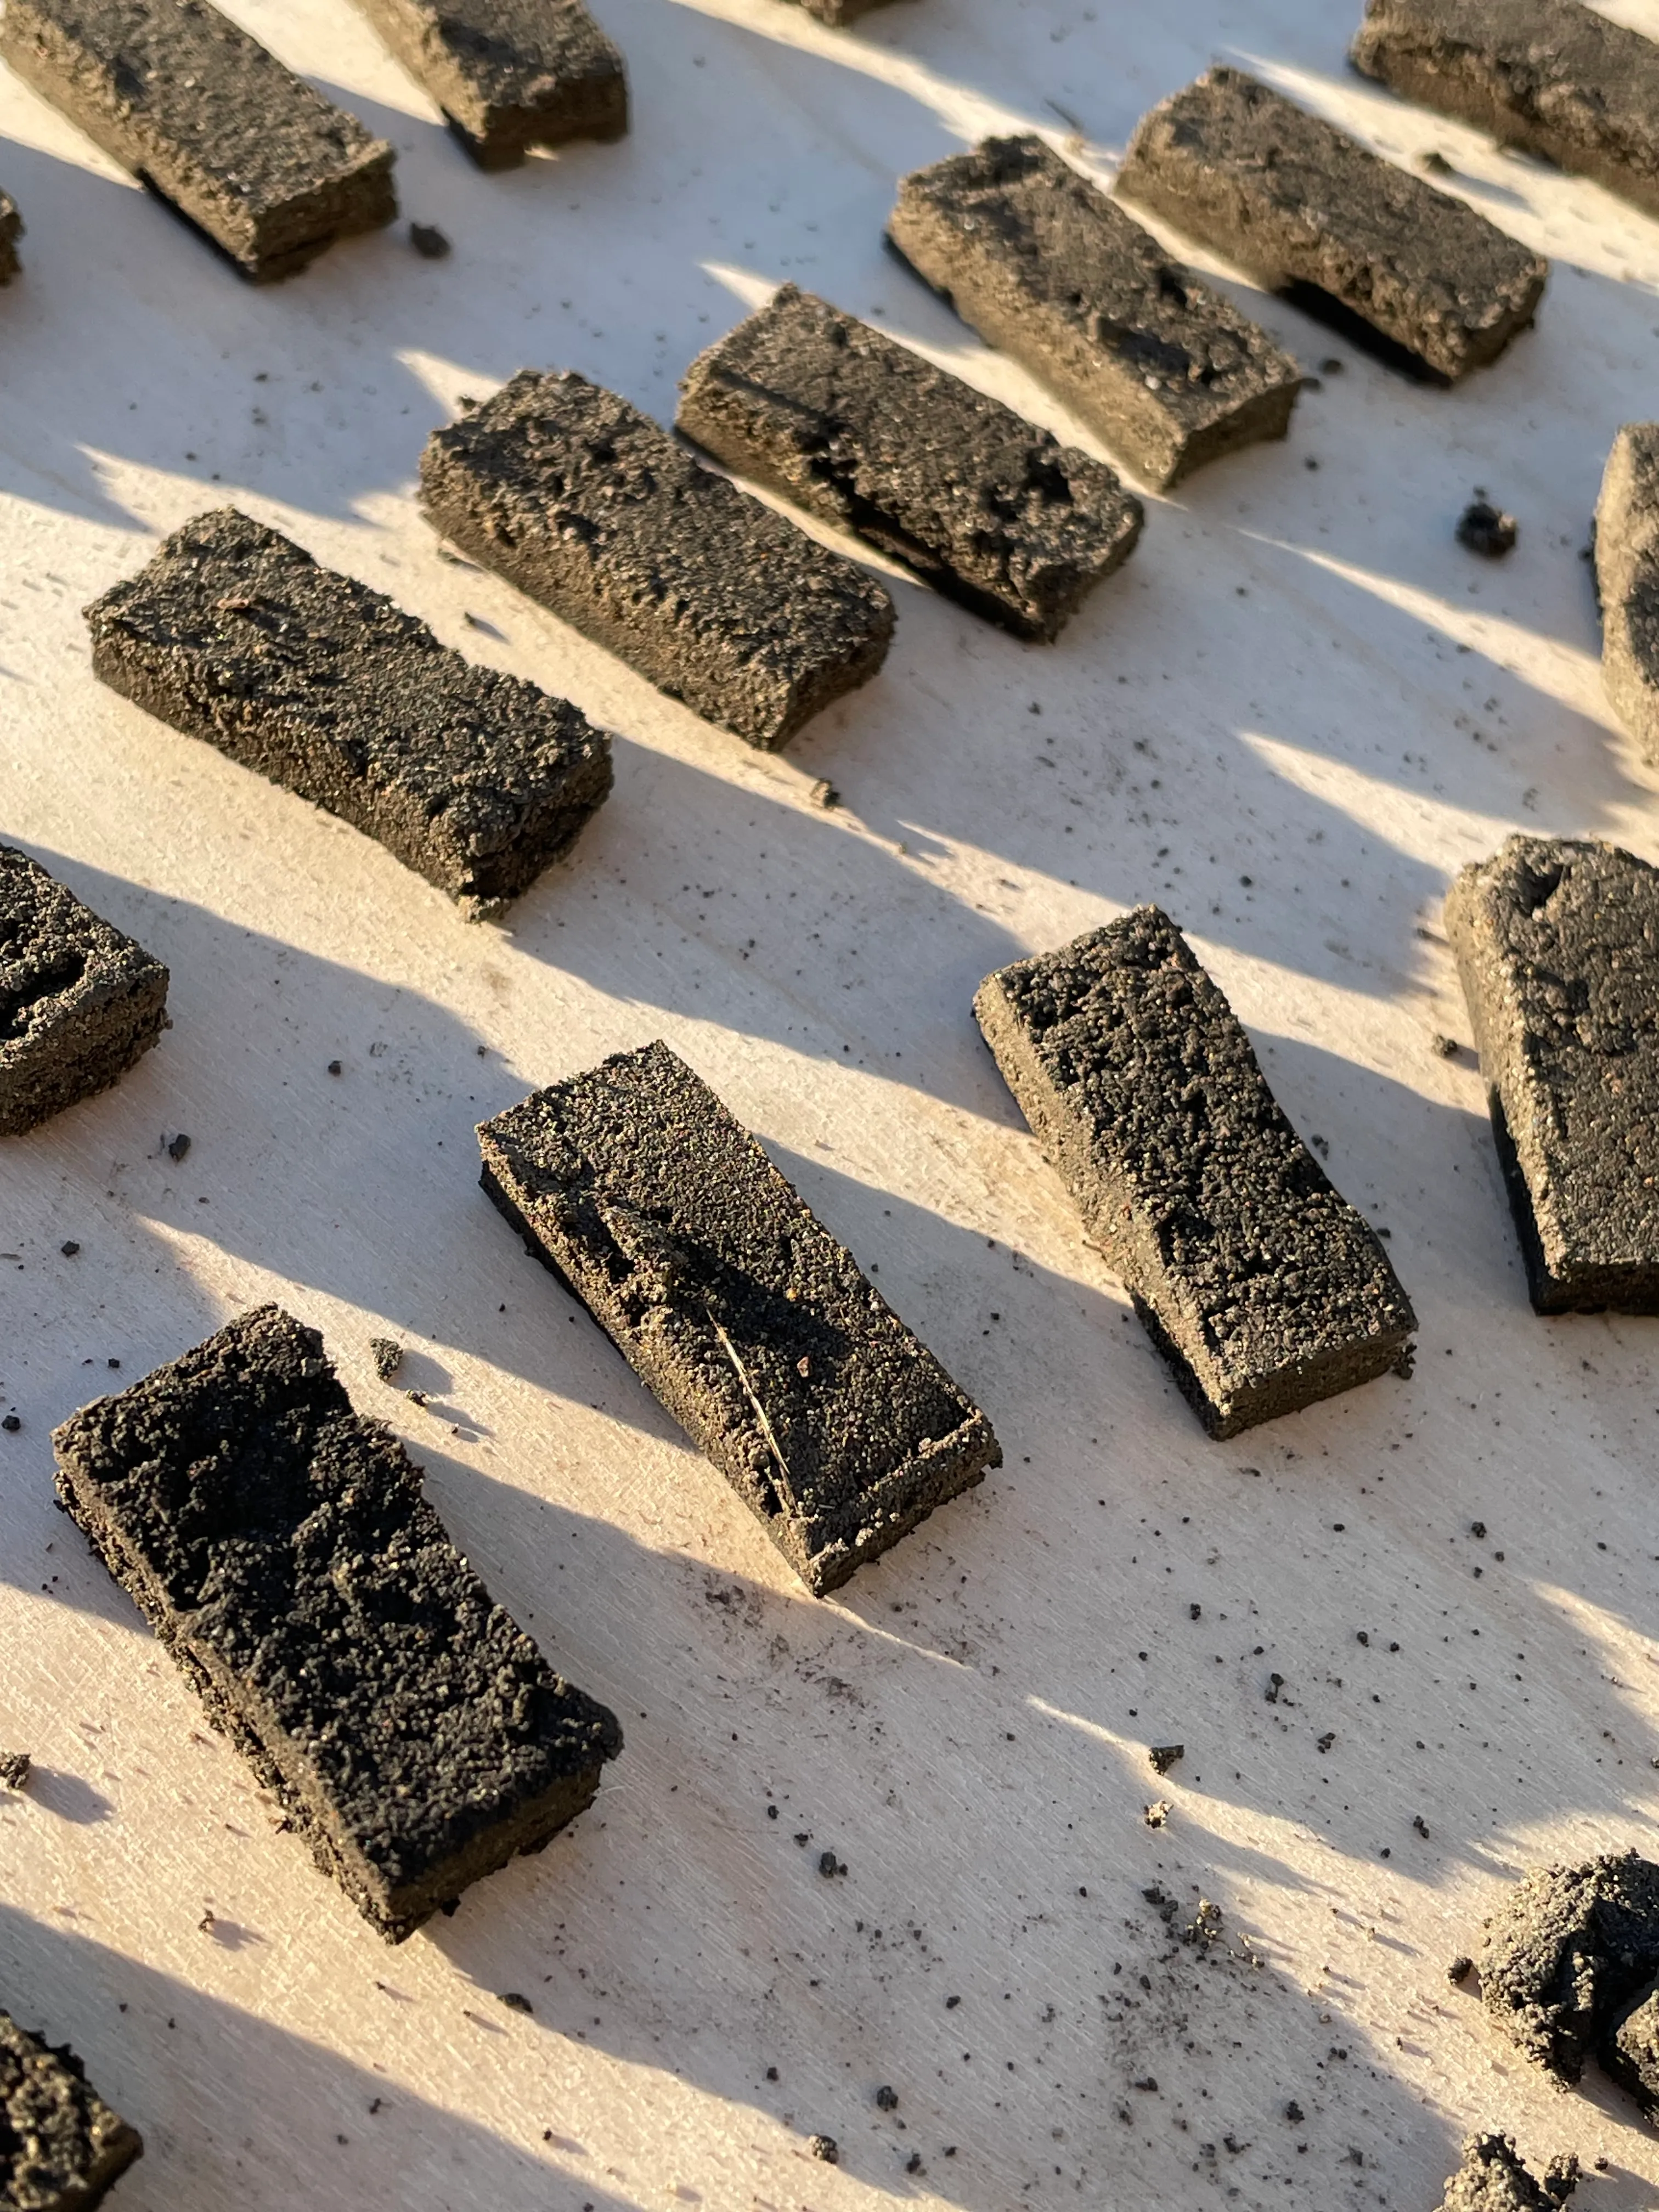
[
  {"x1": 397, "y1": 348, "x2": 494, "y2": 414},
  {"x1": 701, "y1": 262, "x2": 781, "y2": 314},
  {"x1": 1238, "y1": 729, "x2": 1519, "y2": 872},
  {"x1": 1533, "y1": 1582, "x2": 1659, "y2": 1740},
  {"x1": 667, "y1": 0, "x2": 1049, "y2": 148},
  {"x1": 1241, "y1": 532, "x2": 1606, "y2": 720}
]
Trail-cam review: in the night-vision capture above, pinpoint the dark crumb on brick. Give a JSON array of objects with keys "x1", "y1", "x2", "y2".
[
  {"x1": 409, "y1": 222, "x2": 450, "y2": 258},
  {"x1": 61, "y1": 1240, "x2": 79, "y2": 1256},
  {"x1": 876, "y1": 2084, "x2": 898, "y2": 2109},
  {"x1": 1458, "y1": 499, "x2": 1517, "y2": 557},
  {"x1": 167, "y1": 1132, "x2": 191, "y2": 1162},
  {"x1": 808, "y1": 2134, "x2": 838, "y2": 2164},
  {"x1": 328, "y1": 1060, "x2": 342, "y2": 1076},
  {"x1": 1285, "y1": 2101, "x2": 1304, "y2": 2123},
  {"x1": 0, "y1": 1751, "x2": 29, "y2": 1789},
  {"x1": 370, "y1": 1337, "x2": 404, "y2": 1382},
  {"x1": 499, "y1": 1992, "x2": 533, "y2": 2015},
  {"x1": 1148, "y1": 1743, "x2": 1184, "y2": 1774},
  {"x1": 1, "y1": 1416, "x2": 18, "y2": 1434},
  {"x1": 765, "y1": 2066, "x2": 778, "y2": 2081}
]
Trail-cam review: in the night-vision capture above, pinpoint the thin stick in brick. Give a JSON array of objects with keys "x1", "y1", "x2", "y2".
[
  {"x1": 477, "y1": 1040, "x2": 1001, "y2": 1593},
  {"x1": 0, "y1": 0, "x2": 396, "y2": 280},
  {"x1": 1116, "y1": 66, "x2": 1546, "y2": 382},
  {"x1": 1594, "y1": 424, "x2": 1659, "y2": 761},
  {"x1": 0, "y1": 845, "x2": 168, "y2": 1138},
  {"x1": 973, "y1": 908, "x2": 1416, "y2": 1438},
  {"x1": 887, "y1": 134, "x2": 1302, "y2": 490},
  {"x1": 53, "y1": 1304, "x2": 623, "y2": 1942},
  {"x1": 0, "y1": 2008, "x2": 143, "y2": 2210},
  {"x1": 1446, "y1": 835, "x2": 1659, "y2": 1313},
  {"x1": 1353, "y1": 0, "x2": 1659, "y2": 221},
  {"x1": 677, "y1": 283, "x2": 1143, "y2": 640},
  {"x1": 84, "y1": 509, "x2": 614, "y2": 919},
  {"x1": 349, "y1": 0, "x2": 626, "y2": 168},
  {"x1": 420, "y1": 371, "x2": 894, "y2": 750}
]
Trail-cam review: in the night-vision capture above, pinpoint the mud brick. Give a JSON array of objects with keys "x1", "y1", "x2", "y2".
[
  {"x1": 1447, "y1": 835, "x2": 1659, "y2": 1312},
  {"x1": 887, "y1": 133, "x2": 1302, "y2": 489},
  {"x1": 352, "y1": 0, "x2": 626, "y2": 168},
  {"x1": 0, "y1": 0, "x2": 396, "y2": 279},
  {"x1": 677, "y1": 283, "x2": 1143, "y2": 639},
  {"x1": 1116, "y1": 66, "x2": 1546, "y2": 381},
  {"x1": 973, "y1": 907, "x2": 1417, "y2": 1438},
  {"x1": 0, "y1": 2008, "x2": 142, "y2": 2210},
  {"x1": 477, "y1": 1041, "x2": 1000, "y2": 1594},
  {"x1": 84, "y1": 508, "x2": 614, "y2": 919},
  {"x1": 53, "y1": 1305, "x2": 622, "y2": 1942},
  {"x1": 1480, "y1": 1851, "x2": 1659, "y2": 2081},
  {"x1": 1353, "y1": 0, "x2": 1659, "y2": 221},
  {"x1": 1435, "y1": 2134, "x2": 1577, "y2": 2212},
  {"x1": 0, "y1": 845, "x2": 167, "y2": 1138},
  {"x1": 420, "y1": 371, "x2": 894, "y2": 749},
  {"x1": 1595, "y1": 425, "x2": 1659, "y2": 761}
]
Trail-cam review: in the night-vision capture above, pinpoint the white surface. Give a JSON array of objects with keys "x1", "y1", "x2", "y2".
[{"x1": 4, "y1": 1, "x2": 1659, "y2": 2206}]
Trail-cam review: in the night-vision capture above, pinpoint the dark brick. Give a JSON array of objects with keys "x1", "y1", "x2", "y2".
[
  {"x1": 1118, "y1": 66, "x2": 1545, "y2": 381},
  {"x1": 85, "y1": 509, "x2": 613, "y2": 918},
  {"x1": 974, "y1": 908, "x2": 1416, "y2": 1437},
  {"x1": 1480, "y1": 1852, "x2": 1659, "y2": 2081},
  {"x1": 678, "y1": 283, "x2": 1143, "y2": 640},
  {"x1": 0, "y1": 845, "x2": 168, "y2": 1138},
  {"x1": 888, "y1": 133, "x2": 1302, "y2": 489},
  {"x1": 420, "y1": 371, "x2": 894, "y2": 750},
  {"x1": 0, "y1": 0, "x2": 395, "y2": 279},
  {"x1": 1353, "y1": 0, "x2": 1659, "y2": 220},
  {"x1": 0, "y1": 2008, "x2": 143, "y2": 2210},
  {"x1": 1595, "y1": 424, "x2": 1659, "y2": 761},
  {"x1": 477, "y1": 1041, "x2": 1000, "y2": 1593},
  {"x1": 352, "y1": 0, "x2": 625, "y2": 168},
  {"x1": 1447, "y1": 836, "x2": 1659, "y2": 1312},
  {"x1": 53, "y1": 1304, "x2": 622, "y2": 1942}
]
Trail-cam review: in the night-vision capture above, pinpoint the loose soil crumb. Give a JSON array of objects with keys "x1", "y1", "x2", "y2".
[
  {"x1": 0, "y1": 1752, "x2": 29, "y2": 1790},
  {"x1": 1457, "y1": 500, "x2": 1517, "y2": 557},
  {"x1": 1148, "y1": 1743, "x2": 1184, "y2": 1774},
  {"x1": 410, "y1": 222, "x2": 450, "y2": 259},
  {"x1": 370, "y1": 1337, "x2": 404, "y2": 1381},
  {"x1": 808, "y1": 2134, "x2": 838, "y2": 2163}
]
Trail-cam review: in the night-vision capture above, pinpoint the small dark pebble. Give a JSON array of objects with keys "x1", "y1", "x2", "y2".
[
  {"x1": 766, "y1": 1804, "x2": 778, "y2": 1819},
  {"x1": 1, "y1": 1415, "x2": 18, "y2": 1434},
  {"x1": 370, "y1": 1337, "x2": 404, "y2": 1381},
  {"x1": 328, "y1": 1060, "x2": 342, "y2": 1076},
  {"x1": 905, "y1": 2152, "x2": 924, "y2": 2175},
  {"x1": 410, "y1": 222, "x2": 451, "y2": 259},
  {"x1": 945, "y1": 1994, "x2": 961, "y2": 2009},
  {"x1": 765, "y1": 2066, "x2": 778, "y2": 2081},
  {"x1": 1320, "y1": 357, "x2": 1344, "y2": 374},
  {"x1": 167, "y1": 1132, "x2": 191, "y2": 1162},
  {"x1": 60, "y1": 1240, "x2": 79, "y2": 1257},
  {"x1": 810, "y1": 778, "x2": 840, "y2": 809},
  {"x1": 1148, "y1": 1743, "x2": 1184, "y2": 1774},
  {"x1": 1470, "y1": 1520, "x2": 1487, "y2": 1538},
  {"x1": 107, "y1": 1358, "x2": 120, "y2": 1370},
  {"x1": 1447, "y1": 1955, "x2": 1474, "y2": 1985},
  {"x1": 1188, "y1": 1601, "x2": 1201, "y2": 1620},
  {"x1": 1285, "y1": 2101, "x2": 1304, "y2": 2125},
  {"x1": 405, "y1": 1389, "x2": 428, "y2": 1408},
  {"x1": 1419, "y1": 149, "x2": 1453, "y2": 174},
  {"x1": 1413, "y1": 1815, "x2": 1430, "y2": 1838},
  {"x1": 876, "y1": 2085, "x2": 899, "y2": 2111},
  {"x1": 1457, "y1": 500, "x2": 1517, "y2": 558},
  {"x1": 1134, "y1": 2076, "x2": 1159, "y2": 2093},
  {"x1": 500, "y1": 1992, "x2": 533, "y2": 2015},
  {"x1": 1431, "y1": 1033, "x2": 1460, "y2": 1058},
  {"x1": 0, "y1": 1751, "x2": 30, "y2": 1790},
  {"x1": 808, "y1": 2135, "x2": 838, "y2": 2165},
  {"x1": 819, "y1": 1850, "x2": 838, "y2": 1878}
]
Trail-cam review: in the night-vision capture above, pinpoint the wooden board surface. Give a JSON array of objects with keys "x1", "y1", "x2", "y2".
[{"x1": 4, "y1": 0, "x2": 1659, "y2": 2205}]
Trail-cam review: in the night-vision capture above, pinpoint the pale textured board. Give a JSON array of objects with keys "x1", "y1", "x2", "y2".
[{"x1": 3, "y1": 1, "x2": 1659, "y2": 2208}]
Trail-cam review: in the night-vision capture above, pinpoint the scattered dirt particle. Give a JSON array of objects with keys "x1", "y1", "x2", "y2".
[
  {"x1": 808, "y1": 2134, "x2": 838, "y2": 2164},
  {"x1": 0, "y1": 1752, "x2": 30, "y2": 1790},
  {"x1": 1458, "y1": 500, "x2": 1517, "y2": 558},
  {"x1": 500, "y1": 1993, "x2": 533, "y2": 2015},
  {"x1": 1148, "y1": 1743, "x2": 1184, "y2": 1775},
  {"x1": 1144, "y1": 1799, "x2": 1172, "y2": 1829},
  {"x1": 876, "y1": 2084, "x2": 898, "y2": 2111},
  {"x1": 370, "y1": 1338, "x2": 404, "y2": 1381},
  {"x1": 1448, "y1": 1955, "x2": 1474, "y2": 1985},
  {"x1": 60, "y1": 1240, "x2": 79, "y2": 1256},
  {"x1": 410, "y1": 222, "x2": 451, "y2": 259},
  {"x1": 1284, "y1": 2101, "x2": 1304, "y2": 2125},
  {"x1": 167, "y1": 1132, "x2": 191, "y2": 1162}
]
